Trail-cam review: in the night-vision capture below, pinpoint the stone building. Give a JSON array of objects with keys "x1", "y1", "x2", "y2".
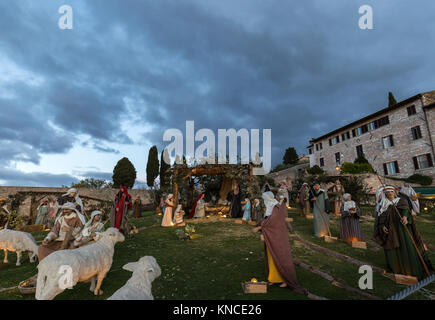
[{"x1": 307, "y1": 91, "x2": 435, "y2": 179}]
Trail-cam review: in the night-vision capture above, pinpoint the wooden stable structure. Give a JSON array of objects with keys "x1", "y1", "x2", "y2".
[{"x1": 171, "y1": 164, "x2": 256, "y2": 211}]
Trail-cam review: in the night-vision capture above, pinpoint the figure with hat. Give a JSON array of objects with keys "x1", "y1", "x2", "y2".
[
  {"x1": 35, "y1": 199, "x2": 51, "y2": 226},
  {"x1": 73, "y1": 210, "x2": 105, "y2": 248},
  {"x1": 38, "y1": 202, "x2": 86, "y2": 261},
  {"x1": 374, "y1": 186, "x2": 434, "y2": 280},
  {"x1": 54, "y1": 188, "x2": 84, "y2": 218}
]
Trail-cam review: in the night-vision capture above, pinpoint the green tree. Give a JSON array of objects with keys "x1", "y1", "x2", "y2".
[
  {"x1": 282, "y1": 147, "x2": 299, "y2": 165},
  {"x1": 388, "y1": 92, "x2": 397, "y2": 107},
  {"x1": 112, "y1": 157, "x2": 137, "y2": 189},
  {"x1": 146, "y1": 145, "x2": 159, "y2": 188},
  {"x1": 160, "y1": 148, "x2": 171, "y2": 189},
  {"x1": 354, "y1": 153, "x2": 370, "y2": 164},
  {"x1": 71, "y1": 178, "x2": 113, "y2": 189},
  {"x1": 307, "y1": 165, "x2": 324, "y2": 175}
]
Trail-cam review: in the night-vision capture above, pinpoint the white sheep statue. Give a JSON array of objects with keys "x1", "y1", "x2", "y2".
[
  {"x1": 0, "y1": 229, "x2": 38, "y2": 266},
  {"x1": 35, "y1": 227, "x2": 125, "y2": 300},
  {"x1": 107, "y1": 256, "x2": 161, "y2": 300}
]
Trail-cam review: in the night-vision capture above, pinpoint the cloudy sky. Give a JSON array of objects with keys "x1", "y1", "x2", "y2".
[{"x1": 1, "y1": 0, "x2": 435, "y2": 187}]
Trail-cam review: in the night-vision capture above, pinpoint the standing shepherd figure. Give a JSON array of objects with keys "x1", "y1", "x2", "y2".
[
  {"x1": 374, "y1": 186, "x2": 433, "y2": 280},
  {"x1": 277, "y1": 180, "x2": 290, "y2": 206},
  {"x1": 260, "y1": 191, "x2": 307, "y2": 295},
  {"x1": 162, "y1": 194, "x2": 175, "y2": 227},
  {"x1": 54, "y1": 188, "x2": 84, "y2": 218},
  {"x1": 110, "y1": 186, "x2": 132, "y2": 233},
  {"x1": 298, "y1": 183, "x2": 311, "y2": 217},
  {"x1": 340, "y1": 193, "x2": 363, "y2": 242},
  {"x1": 0, "y1": 198, "x2": 10, "y2": 228},
  {"x1": 252, "y1": 199, "x2": 262, "y2": 226},
  {"x1": 309, "y1": 183, "x2": 332, "y2": 237},
  {"x1": 35, "y1": 199, "x2": 51, "y2": 225},
  {"x1": 330, "y1": 180, "x2": 345, "y2": 215},
  {"x1": 133, "y1": 195, "x2": 142, "y2": 218}
]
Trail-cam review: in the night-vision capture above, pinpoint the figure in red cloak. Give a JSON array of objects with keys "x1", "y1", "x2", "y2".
[
  {"x1": 188, "y1": 193, "x2": 205, "y2": 219},
  {"x1": 110, "y1": 186, "x2": 132, "y2": 233}
]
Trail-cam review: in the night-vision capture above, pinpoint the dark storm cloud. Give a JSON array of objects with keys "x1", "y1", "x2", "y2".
[
  {"x1": 1, "y1": 0, "x2": 435, "y2": 186},
  {"x1": 0, "y1": 167, "x2": 79, "y2": 187}
]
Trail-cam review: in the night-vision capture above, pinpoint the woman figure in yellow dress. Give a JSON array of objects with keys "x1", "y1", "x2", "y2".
[{"x1": 259, "y1": 191, "x2": 307, "y2": 295}]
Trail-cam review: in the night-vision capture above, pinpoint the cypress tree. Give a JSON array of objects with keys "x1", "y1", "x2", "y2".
[
  {"x1": 146, "y1": 145, "x2": 159, "y2": 188},
  {"x1": 388, "y1": 92, "x2": 397, "y2": 107},
  {"x1": 160, "y1": 148, "x2": 171, "y2": 188}
]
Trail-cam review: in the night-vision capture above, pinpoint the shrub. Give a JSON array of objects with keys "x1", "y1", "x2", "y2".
[
  {"x1": 307, "y1": 165, "x2": 324, "y2": 175},
  {"x1": 406, "y1": 174, "x2": 433, "y2": 186},
  {"x1": 340, "y1": 162, "x2": 374, "y2": 174}
]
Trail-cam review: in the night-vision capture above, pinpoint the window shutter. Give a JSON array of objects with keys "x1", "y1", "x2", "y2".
[
  {"x1": 427, "y1": 154, "x2": 434, "y2": 167},
  {"x1": 413, "y1": 157, "x2": 419, "y2": 170},
  {"x1": 390, "y1": 135, "x2": 394, "y2": 146},
  {"x1": 352, "y1": 129, "x2": 356, "y2": 137},
  {"x1": 329, "y1": 139, "x2": 332, "y2": 146},
  {"x1": 394, "y1": 161, "x2": 400, "y2": 173},
  {"x1": 417, "y1": 126, "x2": 422, "y2": 139},
  {"x1": 383, "y1": 163, "x2": 388, "y2": 175}
]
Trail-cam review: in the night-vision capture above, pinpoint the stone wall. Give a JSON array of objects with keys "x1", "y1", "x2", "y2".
[
  {"x1": 310, "y1": 97, "x2": 435, "y2": 179},
  {"x1": 266, "y1": 163, "x2": 310, "y2": 188},
  {"x1": 0, "y1": 186, "x2": 153, "y2": 219}
]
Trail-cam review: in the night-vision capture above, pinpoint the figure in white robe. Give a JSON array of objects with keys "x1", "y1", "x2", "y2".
[
  {"x1": 193, "y1": 197, "x2": 206, "y2": 218},
  {"x1": 400, "y1": 182, "x2": 420, "y2": 215},
  {"x1": 173, "y1": 204, "x2": 185, "y2": 225},
  {"x1": 162, "y1": 194, "x2": 175, "y2": 227}
]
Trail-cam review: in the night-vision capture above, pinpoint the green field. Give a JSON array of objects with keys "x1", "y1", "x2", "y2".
[{"x1": 0, "y1": 209, "x2": 434, "y2": 300}]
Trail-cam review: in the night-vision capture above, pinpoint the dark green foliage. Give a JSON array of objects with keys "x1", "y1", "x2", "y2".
[
  {"x1": 307, "y1": 165, "x2": 324, "y2": 175},
  {"x1": 406, "y1": 174, "x2": 433, "y2": 186},
  {"x1": 340, "y1": 176, "x2": 372, "y2": 204},
  {"x1": 71, "y1": 178, "x2": 113, "y2": 189},
  {"x1": 282, "y1": 147, "x2": 299, "y2": 165},
  {"x1": 354, "y1": 153, "x2": 370, "y2": 164},
  {"x1": 146, "y1": 146, "x2": 160, "y2": 188},
  {"x1": 112, "y1": 157, "x2": 137, "y2": 188},
  {"x1": 388, "y1": 92, "x2": 397, "y2": 107},
  {"x1": 340, "y1": 162, "x2": 374, "y2": 174},
  {"x1": 160, "y1": 148, "x2": 171, "y2": 189}
]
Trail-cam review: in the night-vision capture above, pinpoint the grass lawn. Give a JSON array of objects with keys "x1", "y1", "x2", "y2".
[{"x1": 0, "y1": 209, "x2": 434, "y2": 300}]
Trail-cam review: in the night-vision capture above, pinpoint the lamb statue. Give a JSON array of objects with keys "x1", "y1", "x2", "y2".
[
  {"x1": 35, "y1": 227, "x2": 124, "y2": 300},
  {"x1": 107, "y1": 256, "x2": 161, "y2": 300},
  {"x1": 0, "y1": 229, "x2": 38, "y2": 266}
]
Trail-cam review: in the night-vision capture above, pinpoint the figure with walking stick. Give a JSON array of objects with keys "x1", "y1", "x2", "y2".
[{"x1": 373, "y1": 185, "x2": 434, "y2": 280}]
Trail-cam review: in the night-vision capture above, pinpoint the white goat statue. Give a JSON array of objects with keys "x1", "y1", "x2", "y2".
[
  {"x1": 35, "y1": 227, "x2": 125, "y2": 300},
  {"x1": 107, "y1": 256, "x2": 161, "y2": 300},
  {"x1": 0, "y1": 229, "x2": 38, "y2": 266}
]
